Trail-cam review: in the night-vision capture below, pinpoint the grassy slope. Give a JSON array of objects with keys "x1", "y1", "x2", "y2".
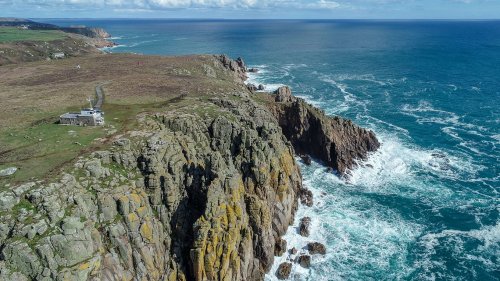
[
  {"x1": 0, "y1": 27, "x2": 67, "y2": 42},
  {"x1": 0, "y1": 53, "x2": 246, "y2": 186}
]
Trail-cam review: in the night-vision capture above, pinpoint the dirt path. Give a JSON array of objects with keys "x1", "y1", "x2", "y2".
[{"x1": 94, "y1": 83, "x2": 105, "y2": 109}]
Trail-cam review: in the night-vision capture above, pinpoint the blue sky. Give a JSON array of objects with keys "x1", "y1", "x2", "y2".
[{"x1": 1, "y1": 0, "x2": 500, "y2": 19}]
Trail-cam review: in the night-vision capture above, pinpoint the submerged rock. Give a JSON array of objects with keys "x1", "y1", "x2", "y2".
[{"x1": 276, "y1": 262, "x2": 292, "y2": 280}]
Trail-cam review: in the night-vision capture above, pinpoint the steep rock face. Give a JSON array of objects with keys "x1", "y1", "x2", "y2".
[
  {"x1": 268, "y1": 87, "x2": 380, "y2": 175},
  {"x1": 0, "y1": 65, "x2": 301, "y2": 281},
  {"x1": 0, "y1": 55, "x2": 380, "y2": 281}
]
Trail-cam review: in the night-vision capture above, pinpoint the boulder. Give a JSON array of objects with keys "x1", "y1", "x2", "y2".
[
  {"x1": 299, "y1": 217, "x2": 311, "y2": 237},
  {"x1": 307, "y1": 242, "x2": 326, "y2": 255},
  {"x1": 0, "y1": 191, "x2": 19, "y2": 211},
  {"x1": 297, "y1": 255, "x2": 311, "y2": 268},
  {"x1": 274, "y1": 86, "x2": 295, "y2": 103},
  {"x1": 0, "y1": 167, "x2": 17, "y2": 177},
  {"x1": 276, "y1": 262, "x2": 292, "y2": 280},
  {"x1": 299, "y1": 188, "x2": 313, "y2": 207},
  {"x1": 274, "y1": 238, "x2": 287, "y2": 257},
  {"x1": 247, "y1": 68, "x2": 259, "y2": 73},
  {"x1": 289, "y1": 247, "x2": 298, "y2": 255},
  {"x1": 258, "y1": 84, "x2": 265, "y2": 91},
  {"x1": 246, "y1": 83, "x2": 258, "y2": 92}
]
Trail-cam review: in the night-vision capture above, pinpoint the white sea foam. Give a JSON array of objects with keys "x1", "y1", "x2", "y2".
[
  {"x1": 99, "y1": 44, "x2": 126, "y2": 52},
  {"x1": 246, "y1": 65, "x2": 286, "y2": 92},
  {"x1": 416, "y1": 222, "x2": 500, "y2": 277},
  {"x1": 128, "y1": 39, "x2": 161, "y2": 47},
  {"x1": 265, "y1": 156, "x2": 423, "y2": 281},
  {"x1": 319, "y1": 76, "x2": 370, "y2": 114}
]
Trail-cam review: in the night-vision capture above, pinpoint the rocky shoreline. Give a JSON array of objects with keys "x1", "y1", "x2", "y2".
[
  {"x1": 0, "y1": 54, "x2": 379, "y2": 281},
  {"x1": 231, "y1": 56, "x2": 380, "y2": 279}
]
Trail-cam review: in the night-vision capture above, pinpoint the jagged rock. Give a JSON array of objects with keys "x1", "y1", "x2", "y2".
[
  {"x1": 274, "y1": 86, "x2": 296, "y2": 103},
  {"x1": 299, "y1": 217, "x2": 311, "y2": 237},
  {"x1": 248, "y1": 68, "x2": 259, "y2": 73},
  {"x1": 0, "y1": 55, "x2": 378, "y2": 281},
  {"x1": 267, "y1": 87, "x2": 380, "y2": 175},
  {"x1": 300, "y1": 155, "x2": 312, "y2": 165},
  {"x1": 276, "y1": 262, "x2": 292, "y2": 280},
  {"x1": 83, "y1": 159, "x2": 106, "y2": 178},
  {"x1": 258, "y1": 84, "x2": 265, "y2": 91},
  {"x1": 236, "y1": 57, "x2": 246, "y2": 69},
  {"x1": 247, "y1": 83, "x2": 258, "y2": 92},
  {"x1": 299, "y1": 188, "x2": 313, "y2": 207},
  {"x1": 275, "y1": 238, "x2": 287, "y2": 257},
  {"x1": 307, "y1": 242, "x2": 326, "y2": 255},
  {"x1": 0, "y1": 191, "x2": 19, "y2": 211},
  {"x1": 217, "y1": 54, "x2": 247, "y2": 80},
  {"x1": 297, "y1": 255, "x2": 311, "y2": 268}
]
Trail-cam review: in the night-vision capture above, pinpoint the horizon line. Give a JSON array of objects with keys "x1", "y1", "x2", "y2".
[{"x1": 29, "y1": 17, "x2": 500, "y2": 21}]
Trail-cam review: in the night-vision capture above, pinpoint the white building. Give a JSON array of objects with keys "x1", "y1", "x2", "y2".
[{"x1": 60, "y1": 108, "x2": 104, "y2": 126}]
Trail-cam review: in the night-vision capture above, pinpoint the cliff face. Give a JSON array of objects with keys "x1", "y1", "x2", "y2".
[
  {"x1": 0, "y1": 55, "x2": 379, "y2": 281},
  {"x1": 267, "y1": 86, "x2": 380, "y2": 175},
  {"x1": 0, "y1": 56, "x2": 301, "y2": 281}
]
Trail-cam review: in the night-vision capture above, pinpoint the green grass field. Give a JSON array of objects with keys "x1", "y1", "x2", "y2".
[{"x1": 0, "y1": 27, "x2": 66, "y2": 42}]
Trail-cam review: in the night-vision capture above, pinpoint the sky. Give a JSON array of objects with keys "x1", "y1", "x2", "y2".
[{"x1": 1, "y1": 0, "x2": 500, "y2": 19}]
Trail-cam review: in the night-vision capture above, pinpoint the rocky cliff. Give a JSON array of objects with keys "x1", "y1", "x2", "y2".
[
  {"x1": 267, "y1": 86, "x2": 380, "y2": 175},
  {"x1": 0, "y1": 55, "x2": 378, "y2": 281}
]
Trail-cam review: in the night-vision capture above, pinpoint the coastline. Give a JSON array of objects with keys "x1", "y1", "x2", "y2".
[{"x1": 0, "y1": 48, "x2": 378, "y2": 280}]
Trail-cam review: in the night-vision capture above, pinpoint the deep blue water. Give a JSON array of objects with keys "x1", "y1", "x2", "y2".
[{"x1": 41, "y1": 19, "x2": 500, "y2": 281}]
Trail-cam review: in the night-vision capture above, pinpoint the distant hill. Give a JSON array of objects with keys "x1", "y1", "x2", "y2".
[
  {"x1": 0, "y1": 19, "x2": 115, "y2": 65},
  {"x1": 0, "y1": 18, "x2": 110, "y2": 39}
]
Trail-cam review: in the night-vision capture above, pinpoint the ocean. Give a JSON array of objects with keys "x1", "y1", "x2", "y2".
[{"x1": 41, "y1": 19, "x2": 499, "y2": 281}]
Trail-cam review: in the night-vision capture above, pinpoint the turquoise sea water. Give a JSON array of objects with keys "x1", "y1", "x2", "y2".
[{"x1": 42, "y1": 19, "x2": 499, "y2": 280}]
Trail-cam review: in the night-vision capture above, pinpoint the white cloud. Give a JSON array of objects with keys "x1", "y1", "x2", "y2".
[
  {"x1": 9, "y1": 0, "x2": 344, "y2": 10},
  {"x1": 308, "y1": 0, "x2": 340, "y2": 9}
]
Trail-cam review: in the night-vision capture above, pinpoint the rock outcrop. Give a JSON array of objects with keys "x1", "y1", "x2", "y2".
[
  {"x1": 297, "y1": 255, "x2": 311, "y2": 268},
  {"x1": 307, "y1": 242, "x2": 326, "y2": 255},
  {"x1": 0, "y1": 55, "x2": 380, "y2": 281},
  {"x1": 299, "y1": 217, "x2": 311, "y2": 237},
  {"x1": 0, "y1": 55, "x2": 303, "y2": 281},
  {"x1": 274, "y1": 86, "x2": 296, "y2": 103},
  {"x1": 218, "y1": 54, "x2": 247, "y2": 81},
  {"x1": 274, "y1": 238, "x2": 287, "y2": 257},
  {"x1": 268, "y1": 87, "x2": 380, "y2": 175},
  {"x1": 276, "y1": 262, "x2": 292, "y2": 280}
]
